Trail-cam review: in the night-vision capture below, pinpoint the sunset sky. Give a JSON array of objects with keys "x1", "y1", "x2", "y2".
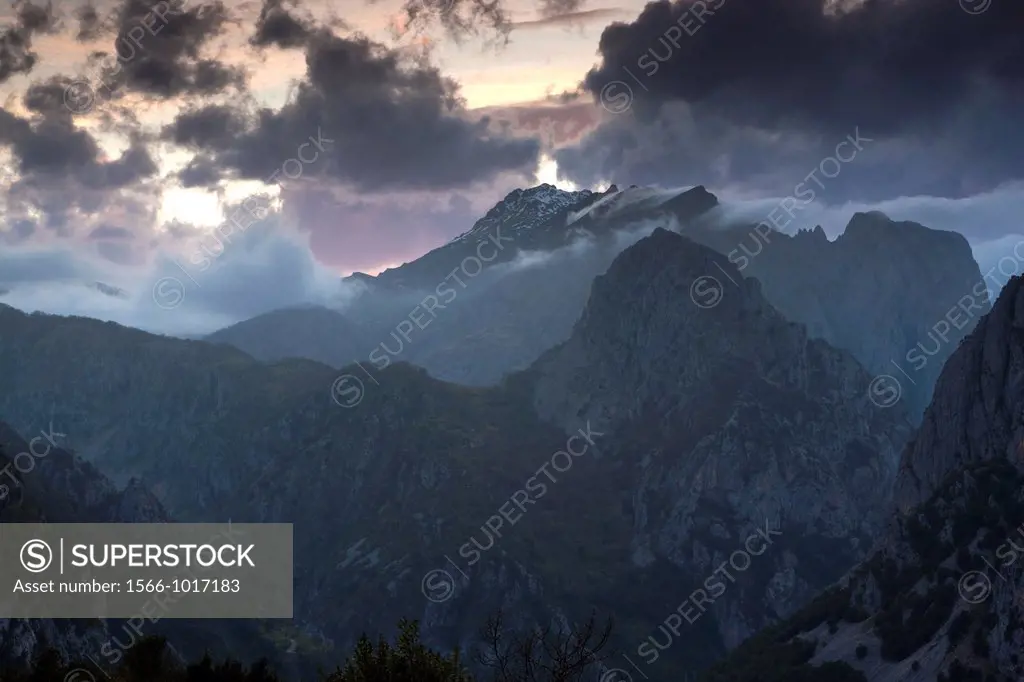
[{"x1": 1, "y1": 0, "x2": 1022, "y2": 334}]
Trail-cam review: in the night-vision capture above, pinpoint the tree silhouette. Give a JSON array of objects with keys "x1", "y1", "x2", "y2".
[{"x1": 476, "y1": 609, "x2": 614, "y2": 682}]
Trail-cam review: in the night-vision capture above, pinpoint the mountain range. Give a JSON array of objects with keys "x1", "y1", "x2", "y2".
[
  {"x1": 0, "y1": 181, "x2": 1018, "y2": 682},
  {"x1": 206, "y1": 184, "x2": 986, "y2": 418}
]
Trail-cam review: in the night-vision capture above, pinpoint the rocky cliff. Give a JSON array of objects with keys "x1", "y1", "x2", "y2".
[
  {"x1": 891, "y1": 272, "x2": 1024, "y2": 513},
  {"x1": 519, "y1": 228, "x2": 914, "y2": 669},
  {"x1": 699, "y1": 276, "x2": 1024, "y2": 682}
]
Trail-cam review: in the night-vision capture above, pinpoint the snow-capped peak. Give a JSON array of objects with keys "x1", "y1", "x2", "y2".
[
  {"x1": 450, "y1": 184, "x2": 597, "y2": 245},
  {"x1": 566, "y1": 185, "x2": 695, "y2": 226}
]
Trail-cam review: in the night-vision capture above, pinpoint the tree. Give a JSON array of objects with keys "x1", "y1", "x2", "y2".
[
  {"x1": 324, "y1": 619, "x2": 472, "y2": 682},
  {"x1": 477, "y1": 609, "x2": 614, "y2": 682}
]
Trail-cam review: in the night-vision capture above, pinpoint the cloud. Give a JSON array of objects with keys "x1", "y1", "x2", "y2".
[
  {"x1": 250, "y1": 0, "x2": 313, "y2": 49},
  {"x1": 0, "y1": 199, "x2": 359, "y2": 337},
  {"x1": 278, "y1": 182, "x2": 500, "y2": 274},
  {"x1": 395, "y1": 0, "x2": 512, "y2": 45},
  {"x1": 0, "y1": 77, "x2": 160, "y2": 235},
  {"x1": 511, "y1": 8, "x2": 624, "y2": 30},
  {"x1": 391, "y1": 0, "x2": 595, "y2": 42},
  {"x1": 162, "y1": 29, "x2": 541, "y2": 192},
  {"x1": 704, "y1": 181, "x2": 1024, "y2": 299},
  {"x1": 473, "y1": 97, "x2": 601, "y2": 147},
  {"x1": 1, "y1": 0, "x2": 546, "y2": 302},
  {"x1": 162, "y1": 103, "x2": 246, "y2": 148},
  {"x1": 558, "y1": 0, "x2": 1024, "y2": 201},
  {"x1": 176, "y1": 154, "x2": 222, "y2": 187},
  {"x1": 4, "y1": 180, "x2": 1024, "y2": 338},
  {"x1": 707, "y1": 182, "x2": 1024, "y2": 242},
  {"x1": 0, "y1": 1, "x2": 60, "y2": 83},
  {"x1": 78, "y1": 0, "x2": 248, "y2": 101},
  {"x1": 74, "y1": 3, "x2": 103, "y2": 41},
  {"x1": 584, "y1": 0, "x2": 1022, "y2": 134}
]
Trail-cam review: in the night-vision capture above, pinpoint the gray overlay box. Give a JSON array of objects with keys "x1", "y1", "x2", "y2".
[{"x1": 0, "y1": 523, "x2": 292, "y2": 618}]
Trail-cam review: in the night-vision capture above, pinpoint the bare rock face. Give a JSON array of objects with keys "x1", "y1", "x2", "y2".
[
  {"x1": 524, "y1": 228, "x2": 914, "y2": 663},
  {"x1": 891, "y1": 275, "x2": 1024, "y2": 513},
  {"x1": 702, "y1": 276, "x2": 1024, "y2": 682}
]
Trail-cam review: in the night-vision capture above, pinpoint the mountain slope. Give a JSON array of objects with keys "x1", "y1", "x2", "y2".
[
  {"x1": 891, "y1": 269, "x2": 1024, "y2": 512},
  {"x1": 205, "y1": 185, "x2": 720, "y2": 383},
  {"x1": 0, "y1": 420, "x2": 159, "y2": 672},
  {"x1": 700, "y1": 275, "x2": 1024, "y2": 682},
  {"x1": 514, "y1": 228, "x2": 914, "y2": 670},
  {"x1": 369, "y1": 183, "x2": 611, "y2": 290},
  {"x1": 0, "y1": 226, "x2": 912, "y2": 678},
  {"x1": 685, "y1": 211, "x2": 989, "y2": 418},
  {"x1": 0, "y1": 419, "x2": 324, "y2": 681},
  {"x1": 205, "y1": 305, "x2": 368, "y2": 367},
  {"x1": 699, "y1": 457, "x2": 1024, "y2": 682}
]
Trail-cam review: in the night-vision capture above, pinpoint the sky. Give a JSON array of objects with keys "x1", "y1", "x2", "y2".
[{"x1": 1, "y1": 0, "x2": 1023, "y2": 335}]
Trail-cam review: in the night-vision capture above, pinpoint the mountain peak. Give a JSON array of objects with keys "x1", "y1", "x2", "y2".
[
  {"x1": 565, "y1": 185, "x2": 719, "y2": 228},
  {"x1": 844, "y1": 210, "x2": 920, "y2": 237},
  {"x1": 840, "y1": 209, "x2": 975, "y2": 264},
  {"x1": 449, "y1": 183, "x2": 597, "y2": 246},
  {"x1": 579, "y1": 227, "x2": 770, "y2": 337},
  {"x1": 661, "y1": 184, "x2": 718, "y2": 216},
  {"x1": 488, "y1": 183, "x2": 592, "y2": 216},
  {"x1": 607, "y1": 226, "x2": 728, "y2": 273}
]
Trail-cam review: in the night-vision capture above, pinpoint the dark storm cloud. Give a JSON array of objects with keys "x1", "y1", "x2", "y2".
[
  {"x1": 0, "y1": 77, "x2": 159, "y2": 232},
  {"x1": 0, "y1": 105, "x2": 95, "y2": 175},
  {"x1": 2, "y1": 81, "x2": 156, "y2": 188},
  {"x1": 161, "y1": 104, "x2": 246, "y2": 148},
  {"x1": 16, "y1": 1, "x2": 60, "y2": 34},
  {"x1": 250, "y1": 0, "x2": 312, "y2": 49},
  {"x1": 23, "y1": 78, "x2": 75, "y2": 115},
  {"x1": 558, "y1": 0, "x2": 1024, "y2": 200},
  {"x1": 88, "y1": 141, "x2": 158, "y2": 188},
  {"x1": 97, "y1": 0, "x2": 245, "y2": 99},
  {"x1": 555, "y1": 104, "x2": 885, "y2": 198},
  {"x1": 0, "y1": 1, "x2": 59, "y2": 83},
  {"x1": 74, "y1": 3, "x2": 103, "y2": 41},
  {"x1": 162, "y1": 29, "x2": 540, "y2": 191},
  {"x1": 190, "y1": 58, "x2": 247, "y2": 92},
  {"x1": 584, "y1": 0, "x2": 1022, "y2": 133},
  {"x1": 177, "y1": 154, "x2": 223, "y2": 187}
]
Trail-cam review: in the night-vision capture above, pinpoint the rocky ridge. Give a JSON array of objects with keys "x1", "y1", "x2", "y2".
[
  {"x1": 699, "y1": 276, "x2": 1024, "y2": 682},
  {"x1": 207, "y1": 186, "x2": 984, "y2": 417},
  {"x1": 685, "y1": 211, "x2": 989, "y2": 418}
]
